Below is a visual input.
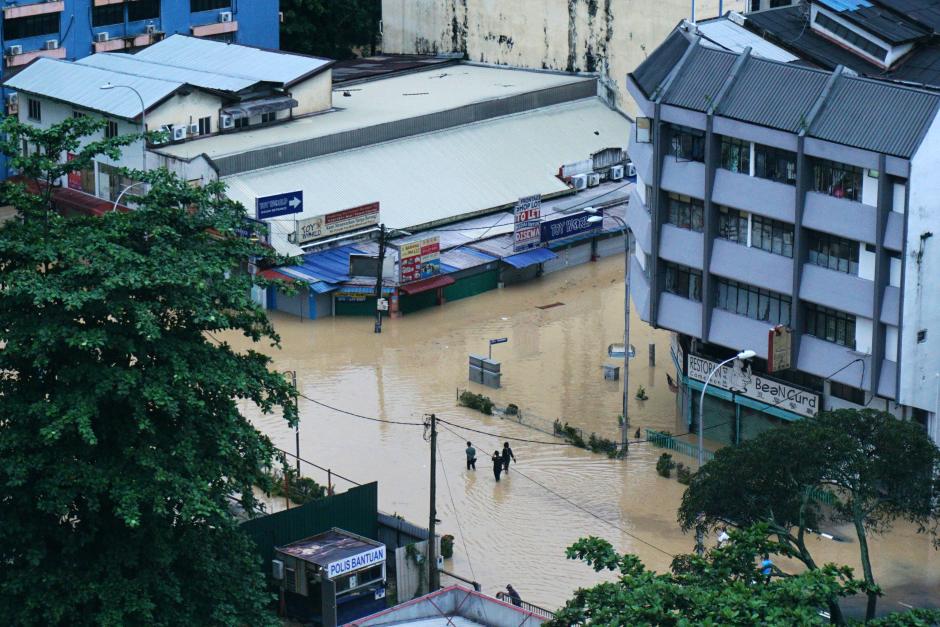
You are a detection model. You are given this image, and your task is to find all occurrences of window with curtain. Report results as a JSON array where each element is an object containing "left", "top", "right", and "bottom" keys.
[
  {"left": 720, "top": 136, "right": 750, "bottom": 174},
  {"left": 715, "top": 278, "right": 791, "bottom": 326},
  {"left": 667, "top": 192, "right": 704, "bottom": 232},
  {"left": 804, "top": 303, "right": 856, "bottom": 348}
]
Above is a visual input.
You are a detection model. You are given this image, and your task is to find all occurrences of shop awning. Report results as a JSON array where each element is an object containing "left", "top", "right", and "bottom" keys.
[
  {"left": 222, "top": 95, "right": 299, "bottom": 119},
  {"left": 399, "top": 275, "right": 455, "bottom": 295},
  {"left": 501, "top": 247, "right": 558, "bottom": 269}
]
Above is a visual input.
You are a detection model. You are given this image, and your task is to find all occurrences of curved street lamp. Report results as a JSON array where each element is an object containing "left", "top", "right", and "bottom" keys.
[
  {"left": 111, "top": 180, "right": 147, "bottom": 212},
  {"left": 99, "top": 83, "right": 147, "bottom": 173},
  {"left": 698, "top": 349, "right": 757, "bottom": 466}
]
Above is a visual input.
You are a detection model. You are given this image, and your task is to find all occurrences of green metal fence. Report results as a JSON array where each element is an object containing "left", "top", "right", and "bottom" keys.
[{"left": 646, "top": 429, "right": 714, "bottom": 462}]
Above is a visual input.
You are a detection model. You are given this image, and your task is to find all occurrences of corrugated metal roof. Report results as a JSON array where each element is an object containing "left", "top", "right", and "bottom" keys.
[
  {"left": 632, "top": 30, "right": 691, "bottom": 97},
  {"left": 76, "top": 53, "right": 259, "bottom": 93},
  {"left": 134, "top": 34, "right": 331, "bottom": 86},
  {"left": 440, "top": 246, "right": 497, "bottom": 271},
  {"left": 4, "top": 58, "right": 181, "bottom": 119},
  {"left": 223, "top": 98, "right": 630, "bottom": 231},
  {"left": 665, "top": 46, "right": 738, "bottom": 110},
  {"left": 810, "top": 74, "right": 940, "bottom": 156},
  {"left": 501, "top": 247, "right": 558, "bottom": 268},
  {"left": 695, "top": 19, "right": 799, "bottom": 62}
]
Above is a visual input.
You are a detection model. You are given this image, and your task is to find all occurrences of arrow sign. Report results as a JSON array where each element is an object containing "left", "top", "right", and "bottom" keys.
[{"left": 256, "top": 190, "right": 304, "bottom": 220}]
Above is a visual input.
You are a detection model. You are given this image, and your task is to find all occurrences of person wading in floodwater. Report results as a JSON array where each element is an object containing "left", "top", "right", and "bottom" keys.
[
  {"left": 492, "top": 450, "right": 503, "bottom": 482},
  {"left": 465, "top": 441, "right": 476, "bottom": 470},
  {"left": 501, "top": 442, "right": 516, "bottom": 473}
]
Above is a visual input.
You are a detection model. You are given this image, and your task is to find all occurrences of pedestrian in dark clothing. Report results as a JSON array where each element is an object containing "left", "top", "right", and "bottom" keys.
[
  {"left": 465, "top": 442, "right": 476, "bottom": 470},
  {"left": 501, "top": 442, "right": 516, "bottom": 472},
  {"left": 492, "top": 451, "right": 503, "bottom": 481},
  {"left": 506, "top": 584, "right": 522, "bottom": 607}
]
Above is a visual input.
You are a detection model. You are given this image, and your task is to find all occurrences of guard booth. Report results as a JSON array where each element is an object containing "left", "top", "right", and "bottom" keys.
[{"left": 274, "top": 528, "right": 388, "bottom": 626}]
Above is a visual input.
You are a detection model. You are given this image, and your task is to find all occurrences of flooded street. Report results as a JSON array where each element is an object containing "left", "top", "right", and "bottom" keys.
[{"left": 226, "top": 256, "right": 940, "bottom": 611}]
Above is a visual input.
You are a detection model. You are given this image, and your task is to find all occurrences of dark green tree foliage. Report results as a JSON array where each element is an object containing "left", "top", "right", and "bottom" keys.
[
  {"left": 678, "top": 409, "right": 940, "bottom": 621},
  {"left": 281, "top": 0, "right": 381, "bottom": 60},
  {"left": 0, "top": 116, "right": 297, "bottom": 625},
  {"left": 549, "top": 526, "right": 940, "bottom": 626}
]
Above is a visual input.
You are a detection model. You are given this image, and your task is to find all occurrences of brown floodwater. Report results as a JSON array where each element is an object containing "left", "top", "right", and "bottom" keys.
[{"left": 225, "top": 256, "right": 940, "bottom": 612}]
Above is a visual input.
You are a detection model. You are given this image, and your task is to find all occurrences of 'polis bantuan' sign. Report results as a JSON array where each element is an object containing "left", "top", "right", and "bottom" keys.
[{"left": 687, "top": 354, "right": 819, "bottom": 419}]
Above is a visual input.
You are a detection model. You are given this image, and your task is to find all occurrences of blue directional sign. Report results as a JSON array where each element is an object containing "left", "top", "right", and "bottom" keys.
[
  {"left": 540, "top": 210, "right": 601, "bottom": 244},
  {"left": 490, "top": 338, "right": 508, "bottom": 345},
  {"left": 256, "top": 190, "right": 303, "bottom": 220}
]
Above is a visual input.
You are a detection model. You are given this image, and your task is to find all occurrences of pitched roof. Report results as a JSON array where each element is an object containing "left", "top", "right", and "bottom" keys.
[
  {"left": 633, "top": 30, "right": 691, "bottom": 96},
  {"left": 630, "top": 30, "right": 940, "bottom": 157},
  {"left": 76, "top": 53, "right": 260, "bottom": 93}
]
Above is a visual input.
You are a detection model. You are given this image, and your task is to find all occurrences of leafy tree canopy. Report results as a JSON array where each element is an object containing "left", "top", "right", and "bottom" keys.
[
  {"left": 281, "top": 0, "right": 380, "bottom": 60},
  {"left": 0, "top": 116, "right": 297, "bottom": 625}
]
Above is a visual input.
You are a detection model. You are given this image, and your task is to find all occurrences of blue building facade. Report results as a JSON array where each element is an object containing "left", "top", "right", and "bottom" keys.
[{"left": 0, "top": 0, "right": 280, "bottom": 174}]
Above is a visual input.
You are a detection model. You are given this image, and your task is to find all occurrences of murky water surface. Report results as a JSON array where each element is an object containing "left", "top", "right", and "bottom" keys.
[{"left": 225, "top": 256, "right": 939, "bottom": 611}]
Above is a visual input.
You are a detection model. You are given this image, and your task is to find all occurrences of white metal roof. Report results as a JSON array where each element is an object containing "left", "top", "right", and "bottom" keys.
[
  {"left": 223, "top": 98, "right": 630, "bottom": 240},
  {"left": 76, "top": 53, "right": 259, "bottom": 93},
  {"left": 156, "top": 64, "right": 593, "bottom": 160},
  {"left": 134, "top": 34, "right": 331, "bottom": 87},
  {"left": 696, "top": 17, "right": 800, "bottom": 63},
  {"left": 4, "top": 58, "right": 182, "bottom": 119}
]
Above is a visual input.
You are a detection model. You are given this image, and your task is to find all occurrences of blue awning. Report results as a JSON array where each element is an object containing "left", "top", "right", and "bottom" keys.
[
  {"left": 310, "top": 281, "right": 339, "bottom": 294},
  {"left": 501, "top": 247, "right": 558, "bottom": 269}
]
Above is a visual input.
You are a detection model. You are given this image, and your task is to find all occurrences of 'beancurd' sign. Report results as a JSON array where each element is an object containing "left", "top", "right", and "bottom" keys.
[
  {"left": 326, "top": 545, "right": 386, "bottom": 579},
  {"left": 687, "top": 354, "right": 818, "bottom": 419}
]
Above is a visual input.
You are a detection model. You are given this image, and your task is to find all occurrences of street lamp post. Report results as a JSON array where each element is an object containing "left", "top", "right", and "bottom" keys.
[
  {"left": 111, "top": 181, "right": 147, "bottom": 212},
  {"left": 99, "top": 83, "right": 147, "bottom": 173},
  {"left": 587, "top": 209, "right": 631, "bottom": 455},
  {"left": 697, "top": 349, "right": 756, "bottom": 466}
]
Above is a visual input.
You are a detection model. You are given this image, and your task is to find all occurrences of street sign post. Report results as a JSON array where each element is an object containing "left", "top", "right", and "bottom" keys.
[
  {"left": 256, "top": 190, "right": 303, "bottom": 220},
  {"left": 488, "top": 337, "right": 508, "bottom": 359}
]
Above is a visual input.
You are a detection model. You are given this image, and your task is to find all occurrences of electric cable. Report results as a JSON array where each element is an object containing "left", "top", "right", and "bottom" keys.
[
  {"left": 437, "top": 418, "right": 574, "bottom": 446},
  {"left": 295, "top": 389, "right": 425, "bottom": 426},
  {"left": 274, "top": 447, "right": 363, "bottom": 486},
  {"left": 436, "top": 445, "right": 483, "bottom": 593}
]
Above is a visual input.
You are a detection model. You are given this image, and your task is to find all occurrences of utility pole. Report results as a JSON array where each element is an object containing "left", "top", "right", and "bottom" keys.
[
  {"left": 288, "top": 370, "right": 300, "bottom": 473},
  {"left": 373, "top": 223, "right": 387, "bottom": 334},
  {"left": 427, "top": 413, "right": 440, "bottom": 592}
]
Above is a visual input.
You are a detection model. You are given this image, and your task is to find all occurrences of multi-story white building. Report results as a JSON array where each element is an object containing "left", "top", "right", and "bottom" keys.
[{"left": 626, "top": 27, "right": 940, "bottom": 444}]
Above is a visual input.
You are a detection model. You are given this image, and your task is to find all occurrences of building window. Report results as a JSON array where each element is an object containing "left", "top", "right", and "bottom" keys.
[
  {"left": 812, "top": 158, "right": 862, "bottom": 201},
  {"left": 750, "top": 214, "right": 794, "bottom": 257},
  {"left": 717, "top": 206, "right": 748, "bottom": 244},
  {"left": 715, "top": 278, "right": 791, "bottom": 325},
  {"left": 754, "top": 144, "right": 797, "bottom": 185},
  {"left": 720, "top": 136, "right": 750, "bottom": 174},
  {"left": 769, "top": 0, "right": 791, "bottom": 6},
  {"left": 197, "top": 116, "right": 211, "bottom": 135},
  {"left": 664, "top": 262, "right": 702, "bottom": 302},
  {"left": 667, "top": 124, "right": 705, "bottom": 163},
  {"left": 260, "top": 111, "right": 276, "bottom": 124},
  {"left": 804, "top": 303, "right": 856, "bottom": 348},
  {"left": 4, "top": 13, "right": 60, "bottom": 40},
  {"left": 234, "top": 117, "right": 249, "bottom": 129},
  {"left": 917, "top": 329, "right": 927, "bottom": 343},
  {"left": 911, "top": 407, "right": 929, "bottom": 431},
  {"left": 128, "top": 0, "right": 161, "bottom": 21},
  {"left": 27, "top": 98, "right": 41, "bottom": 122},
  {"left": 806, "top": 230, "right": 859, "bottom": 274},
  {"left": 814, "top": 12, "right": 888, "bottom": 61},
  {"left": 667, "top": 192, "right": 704, "bottom": 232},
  {"left": 191, "top": 0, "right": 231, "bottom": 11},
  {"left": 92, "top": 5, "right": 124, "bottom": 27},
  {"left": 105, "top": 120, "right": 119, "bottom": 139},
  {"left": 72, "top": 110, "right": 86, "bottom": 119},
  {"left": 830, "top": 381, "right": 866, "bottom": 405}
]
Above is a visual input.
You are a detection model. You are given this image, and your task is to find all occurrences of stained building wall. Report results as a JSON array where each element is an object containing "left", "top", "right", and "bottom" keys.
[{"left": 380, "top": 0, "right": 746, "bottom": 116}]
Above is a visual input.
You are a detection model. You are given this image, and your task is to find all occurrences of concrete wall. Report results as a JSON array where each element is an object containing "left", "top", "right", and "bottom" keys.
[
  {"left": 290, "top": 70, "right": 334, "bottom": 116},
  {"left": 380, "top": 0, "right": 741, "bottom": 116}
]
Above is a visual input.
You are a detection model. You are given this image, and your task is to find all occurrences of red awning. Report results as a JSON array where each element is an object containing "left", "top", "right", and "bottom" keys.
[
  {"left": 257, "top": 268, "right": 294, "bottom": 281},
  {"left": 399, "top": 274, "right": 455, "bottom": 295}
]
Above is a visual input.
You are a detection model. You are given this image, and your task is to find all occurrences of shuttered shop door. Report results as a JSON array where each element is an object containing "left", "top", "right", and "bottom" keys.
[
  {"left": 443, "top": 270, "right": 498, "bottom": 302},
  {"left": 543, "top": 242, "right": 592, "bottom": 274},
  {"left": 596, "top": 234, "right": 625, "bottom": 258},
  {"left": 335, "top": 296, "right": 376, "bottom": 316}
]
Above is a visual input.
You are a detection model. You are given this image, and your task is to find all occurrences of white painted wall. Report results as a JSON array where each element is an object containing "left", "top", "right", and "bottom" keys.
[
  {"left": 855, "top": 316, "right": 873, "bottom": 354},
  {"left": 380, "top": 0, "right": 742, "bottom": 117},
  {"left": 862, "top": 169, "right": 879, "bottom": 207},
  {"left": 290, "top": 69, "right": 333, "bottom": 116},
  {"left": 146, "top": 90, "right": 224, "bottom": 136},
  {"left": 858, "top": 243, "right": 875, "bottom": 280},
  {"left": 893, "top": 182, "right": 906, "bottom": 213},
  {"left": 886, "top": 324, "right": 898, "bottom": 362},
  {"left": 635, "top": 245, "right": 647, "bottom": 271},
  {"left": 636, "top": 172, "right": 646, "bottom": 203},
  {"left": 890, "top": 255, "right": 901, "bottom": 286},
  {"left": 899, "top": 113, "right": 940, "bottom": 417}
]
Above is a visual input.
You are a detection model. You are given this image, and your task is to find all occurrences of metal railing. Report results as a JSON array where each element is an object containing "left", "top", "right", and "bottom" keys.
[
  {"left": 496, "top": 592, "right": 555, "bottom": 619},
  {"left": 646, "top": 429, "right": 714, "bottom": 462}
]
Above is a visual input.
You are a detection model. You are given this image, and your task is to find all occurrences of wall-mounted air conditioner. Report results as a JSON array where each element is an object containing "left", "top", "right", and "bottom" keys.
[
  {"left": 587, "top": 172, "right": 601, "bottom": 187},
  {"left": 188, "top": 123, "right": 199, "bottom": 135},
  {"left": 219, "top": 11, "right": 233, "bottom": 23},
  {"left": 571, "top": 174, "right": 588, "bottom": 191},
  {"left": 7, "top": 45, "right": 22, "bottom": 56},
  {"left": 220, "top": 114, "right": 235, "bottom": 130},
  {"left": 44, "top": 40, "right": 59, "bottom": 51},
  {"left": 626, "top": 161, "right": 637, "bottom": 177},
  {"left": 172, "top": 125, "right": 187, "bottom": 141},
  {"left": 609, "top": 165, "right": 624, "bottom": 181},
  {"left": 96, "top": 33, "right": 110, "bottom": 43},
  {"left": 146, "top": 24, "right": 157, "bottom": 35},
  {"left": 6, "top": 93, "right": 18, "bottom": 115},
  {"left": 272, "top": 559, "right": 284, "bottom": 580}
]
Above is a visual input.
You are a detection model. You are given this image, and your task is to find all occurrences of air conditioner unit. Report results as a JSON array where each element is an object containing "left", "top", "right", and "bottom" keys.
[
  {"left": 626, "top": 161, "right": 637, "bottom": 177},
  {"left": 219, "top": 11, "right": 233, "bottom": 23},
  {"left": 7, "top": 45, "right": 22, "bottom": 56},
  {"left": 44, "top": 40, "right": 59, "bottom": 51},
  {"left": 609, "top": 164, "right": 624, "bottom": 181},
  {"left": 172, "top": 125, "right": 187, "bottom": 141},
  {"left": 571, "top": 174, "right": 588, "bottom": 191},
  {"left": 188, "top": 123, "right": 199, "bottom": 135},
  {"left": 145, "top": 24, "right": 157, "bottom": 35},
  {"left": 587, "top": 172, "right": 601, "bottom": 187},
  {"left": 220, "top": 114, "right": 235, "bottom": 130},
  {"left": 271, "top": 559, "right": 284, "bottom": 580},
  {"left": 96, "top": 32, "right": 110, "bottom": 43}
]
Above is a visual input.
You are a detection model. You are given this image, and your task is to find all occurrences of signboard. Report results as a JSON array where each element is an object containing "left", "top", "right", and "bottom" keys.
[
  {"left": 540, "top": 210, "right": 601, "bottom": 244},
  {"left": 490, "top": 338, "right": 508, "bottom": 345},
  {"left": 687, "top": 354, "right": 818, "bottom": 419},
  {"left": 768, "top": 325, "right": 792, "bottom": 373},
  {"left": 513, "top": 194, "right": 542, "bottom": 252},
  {"left": 326, "top": 545, "right": 386, "bottom": 579},
  {"left": 399, "top": 236, "right": 440, "bottom": 283},
  {"left": 295, "top": 201, "right": 380, "bottom": 244},
  {"left": 256, "top": 190, "right": 303, "bottom": 220}
]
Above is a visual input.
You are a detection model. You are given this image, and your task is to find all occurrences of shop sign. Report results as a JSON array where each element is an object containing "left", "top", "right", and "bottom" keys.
[
  {"left": 399, "top": 236, "right": 440, "bottom": 283},
  {"left": 513, "top": 194, "right": 541, "bottom": 252},
  {"left": 256, "top": 190, "right": 303, "bottom": 220},
  {"left": 540, "top": 210, "right": 600, "bottom": 244},
  {"left": 768, "top": 325, "right": 792, "bottom": 373},
  {"left": 294, "top": 202, "right": 380, "bottom": 244},
  {"left": 687, "top": 354, "right": 818, "bottom": 418},
  {"left": 326, "top": 545, "right": 386, "bottom": 579}
]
